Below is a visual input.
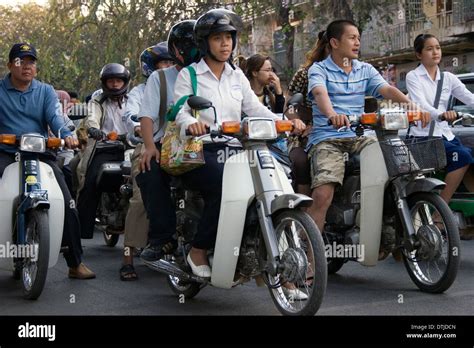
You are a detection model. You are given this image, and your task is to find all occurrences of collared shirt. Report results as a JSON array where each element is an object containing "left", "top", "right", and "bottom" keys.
[
  {"left": 174, "top": 59, "right": 279, "bottom": 143},
  {"left": 138, "top": 66, "right": 179, "bottom": 141},
  {"left": 0, "top": 74, "right": 71, "bottom": 153},
  {"left": 101, "top": 98, "right": 128, "bottom": 135},
  {"left": 406, "top": 64, "right": 474, "bottom": 140},
  {"left": 306, "top": 55, "right": 387, "bottom": 150},
  {"left": 125, "top": 83, "right": 145, "bottom": 138}
]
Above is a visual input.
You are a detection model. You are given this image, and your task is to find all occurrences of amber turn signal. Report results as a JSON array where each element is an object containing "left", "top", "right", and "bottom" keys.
[
  {"left": 275, "top": 120, "right": 293, "bottom": 133},
  {"left": 407, "top": 111, "right": 421, "bottom": 122},
  {"left": 107, "top": 131, "right": 118, "bottom": 141},
  {"left": 0, "top": 134, "right": 16, "bottom": 145},
  {"left": 47, "top": 138, "right": 62, "bottom": 149},
  {"left": 360, "top": 113, "right": 378, "bottom": 125},
  {"left": 222, "top": 121, "right": 241, "bottom": 134}
]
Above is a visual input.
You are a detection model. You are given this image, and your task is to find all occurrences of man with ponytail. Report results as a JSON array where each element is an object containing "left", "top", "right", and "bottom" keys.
[{"left": 305, "top": 19, "right": 430, "bottom": 233}]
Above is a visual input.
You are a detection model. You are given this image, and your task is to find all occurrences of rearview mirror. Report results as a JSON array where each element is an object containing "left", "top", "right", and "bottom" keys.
[
  {"left": 187, "top": 96, "right": 213, "bottom": 110},
  {"left": 287, "top": 93, "right": 303, "bottom": 107}
]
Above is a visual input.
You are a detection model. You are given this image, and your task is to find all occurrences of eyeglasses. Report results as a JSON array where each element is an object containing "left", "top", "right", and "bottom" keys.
[{"left": 13, "top": 59, "right": 37, "bottom": 67}]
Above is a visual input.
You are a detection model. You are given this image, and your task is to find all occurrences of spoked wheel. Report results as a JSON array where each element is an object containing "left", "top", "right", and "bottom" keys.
[
  {"left": 403, "top": 192, "right": 460, "bottom": 293},
  {"left": 264, "top": 210, "right": 327, "bottom": 316},
  {"left": 22, "top": 210, "right": 49, "bottom": 300}
]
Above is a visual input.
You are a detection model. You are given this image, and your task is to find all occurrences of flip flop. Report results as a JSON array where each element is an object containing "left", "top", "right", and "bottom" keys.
[{"left": 120, "top": 264, "right": 138, "bottom": 281}]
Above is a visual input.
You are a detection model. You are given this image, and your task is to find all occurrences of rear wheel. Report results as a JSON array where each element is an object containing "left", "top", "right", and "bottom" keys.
[
  {"left": 264, "top": 210, "right": 327, "bottom": 316},
  {"left": 103, "top": 229, "right": 120, "bottom": 247},
  {"left": 22, "top": 210, "right": 49, "bottom": 300},
  {"left": 403, "top": 192, "right": 460, "bottom": 293}
]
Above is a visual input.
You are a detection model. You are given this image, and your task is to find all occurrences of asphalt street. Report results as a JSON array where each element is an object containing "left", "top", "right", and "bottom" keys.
[{"left": 1, "top": 230, "right": 473, "bottom": 316}]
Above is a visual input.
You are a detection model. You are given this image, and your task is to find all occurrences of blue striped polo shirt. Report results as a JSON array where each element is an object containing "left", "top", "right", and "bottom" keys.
[{"left": 306, "top": 55, "right": 387, "bottom": 150}]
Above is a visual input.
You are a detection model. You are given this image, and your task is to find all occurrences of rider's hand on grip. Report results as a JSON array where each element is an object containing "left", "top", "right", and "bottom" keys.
[
  {"left": 291, "top": 119, "right": 306, "bottom": 135},
  {"left": 440, "top": 110, "right": 458, "bottom": 122},
  {"left": 64, "top": 136, "right": 79, "bottom": 149},
  {"left": 186, "top": 122, "right": 209, "bottom": 136},
  {"left": 88, "top": 127, "right": 105, "bottom": 140},
  {"left": 328, "top": 114, "right": 350, "bottom": 128}
]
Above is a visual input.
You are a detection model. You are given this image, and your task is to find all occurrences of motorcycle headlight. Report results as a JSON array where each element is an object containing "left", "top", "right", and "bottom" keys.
[
  {"left": 246, "top": 118, "right": 277, "bottom": 140},
  {"left": 380, "top": 108, "right": 409, "bottom": 130},
  {"left": 20, "top": 134, "right": 46, "bottom": 153}
]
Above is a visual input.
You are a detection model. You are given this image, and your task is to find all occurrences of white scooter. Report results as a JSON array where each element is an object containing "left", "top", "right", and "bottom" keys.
[
  {"left": 0, "top": 132, "right": 65, "bottom": 299},
  {"left": 324, "top": 108, "right": 460, "bottom": 293},
  {"left": 145, "top": 95, "right": 327, "bottom": 316}
]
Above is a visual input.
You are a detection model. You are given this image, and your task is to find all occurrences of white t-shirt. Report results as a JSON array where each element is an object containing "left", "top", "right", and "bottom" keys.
[{"left": 406, "top": 64, "right": 474, "bottom": 140}]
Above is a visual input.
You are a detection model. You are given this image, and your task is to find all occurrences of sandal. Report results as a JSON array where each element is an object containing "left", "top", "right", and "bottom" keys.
[{"left": 120, "top": 264, "right": 138, "bottom": 281}]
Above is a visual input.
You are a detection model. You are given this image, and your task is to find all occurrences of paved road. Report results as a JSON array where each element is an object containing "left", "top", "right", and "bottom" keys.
[{"left": 1, "top": 230, "right": 473, "bottom": 316}]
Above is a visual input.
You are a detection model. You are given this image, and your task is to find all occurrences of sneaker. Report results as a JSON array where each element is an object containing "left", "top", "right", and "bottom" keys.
[{"left": 140, "top": 240, "right": 178, "bottom": 262}]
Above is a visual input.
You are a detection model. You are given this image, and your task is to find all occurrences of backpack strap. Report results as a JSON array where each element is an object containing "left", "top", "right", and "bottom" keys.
[
  {"left": 158, "top": 69, "right": 167, "bottom": 129},
  {"left": 166, "top": 66, "right": 198, "bottom": 121},
  {"left": 429, "top": 71, "right": 444, "bottom": 138}
]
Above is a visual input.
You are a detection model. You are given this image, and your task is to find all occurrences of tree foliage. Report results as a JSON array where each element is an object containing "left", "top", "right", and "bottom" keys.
[{"left": 0, "top": 0, "right": 397, "bottom": 96}]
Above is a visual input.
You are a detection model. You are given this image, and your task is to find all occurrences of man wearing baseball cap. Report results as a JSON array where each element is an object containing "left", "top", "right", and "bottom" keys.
[{"left": 0, "top": 42, "right": 95, "bottom": 279}]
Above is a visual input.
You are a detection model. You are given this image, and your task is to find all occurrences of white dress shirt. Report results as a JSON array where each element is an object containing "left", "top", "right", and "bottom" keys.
[
  {"left": 138, "top": 66, "right": 179, "bottom": 141},
  {"left": 101, "top": 98, "right": 128, "bottom": 135},
  {"left": 125, "top": 83, "right": 145, "bottom": 137},
  {"left": 174, "top": 59, "right": 279, "bottom": 143},
  {"left": 406, "top": 64, "right": 474, "bottom": 140}
]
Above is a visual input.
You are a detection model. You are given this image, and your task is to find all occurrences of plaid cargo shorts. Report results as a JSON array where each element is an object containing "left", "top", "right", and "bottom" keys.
[{"left": 308, "top": 136, "right": 376, "bottom": 189}]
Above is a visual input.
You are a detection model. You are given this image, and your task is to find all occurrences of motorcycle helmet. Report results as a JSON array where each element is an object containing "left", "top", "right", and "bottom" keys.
[
  {"left": 140, "top": 42, "right": 173, "bottom": 77},
  {"left": 194, "top": 9, "right": 243, "bottom": 59},
  {"left": 99, "top": 63, "right": 130, "bottom": 98},
  {"left": 167, "top": 20, "right": 200, "bottom": 67}
]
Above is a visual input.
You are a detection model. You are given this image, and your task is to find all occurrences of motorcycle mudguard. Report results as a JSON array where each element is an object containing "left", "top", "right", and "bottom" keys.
[
  {"left": 404, "top": 177, "right": 445, "bottom": 198},
  {"left": 359, "top": 141, "right": 389, "bottom": 266},
  {"left": 0, "top": 162, "right": 64, "bottom": 271},
  {"left": 212, "top": 152, "right": 255, "bottom": 288}
]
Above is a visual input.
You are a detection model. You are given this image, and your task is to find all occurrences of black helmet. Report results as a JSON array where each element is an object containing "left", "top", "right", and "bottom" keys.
[
  {"left": 140, "top": 42, "right": 173, "bottom": 77},
  {"left": 100, "top": 63, "right": 130, "bottom": 98},
  {"left": 167, "top": 20, "right": 200, "bottom": 67},
  {"left": 194, "top": 9, "right": 243, "bottom": 57}
]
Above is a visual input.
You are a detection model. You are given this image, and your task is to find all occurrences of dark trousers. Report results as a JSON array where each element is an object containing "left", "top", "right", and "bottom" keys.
[
  {"left": 77, "top": 149, "right": 123, "bottom": 239},
  {"left": 0, "top": 151, "right": 82, "bottom": 268},
  {"left": 137, "top": 143, "right": 228, "bottom": 250}
]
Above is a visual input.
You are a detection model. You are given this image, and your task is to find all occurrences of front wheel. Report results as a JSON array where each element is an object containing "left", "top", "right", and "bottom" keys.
[
  {"left": 403, "top": 192, "right": 460, "bottom": 293},
  {"left": 22, "top": 210, "right": 50, "bottom": 300},
  {"left": 264, "top": 210, "right": 327, "bottom": 316}
]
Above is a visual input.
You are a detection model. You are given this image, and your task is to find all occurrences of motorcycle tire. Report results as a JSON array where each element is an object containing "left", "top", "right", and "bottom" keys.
[
  {"left": 265, "top": 209, "right": 327, "bottom": 316},
  {"left": 103, "top": 230, "right": 120, "bottom": 247},
  {"left": 403, "top": 192, "right": 460, "bottom": 293},
  {"left": 22, "top": 210, "right": 49, "bottom": 300},
  {"left": 327, "top": 258, "right": 345, "bottom": 274}
]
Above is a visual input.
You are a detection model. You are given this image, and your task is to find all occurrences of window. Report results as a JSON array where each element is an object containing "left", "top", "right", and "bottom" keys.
[{"left": 406, "top": 0, "right": 423, "bottom": 20}]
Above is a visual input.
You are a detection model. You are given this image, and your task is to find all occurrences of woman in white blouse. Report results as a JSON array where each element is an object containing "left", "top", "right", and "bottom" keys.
[
  {"left": 406, "top": 34, "right": 474, "bottom": 222},
  {"left": 174, "top": 9, "right": 305, "bottom": 280}
]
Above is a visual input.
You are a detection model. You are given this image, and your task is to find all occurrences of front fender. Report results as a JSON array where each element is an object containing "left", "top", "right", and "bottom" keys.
[
  {"left": 271, "top": 193, "right": 312, "bottom": 215},
  {"left": 404, "top": 177, "right": 446, "bottom": 198}
]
